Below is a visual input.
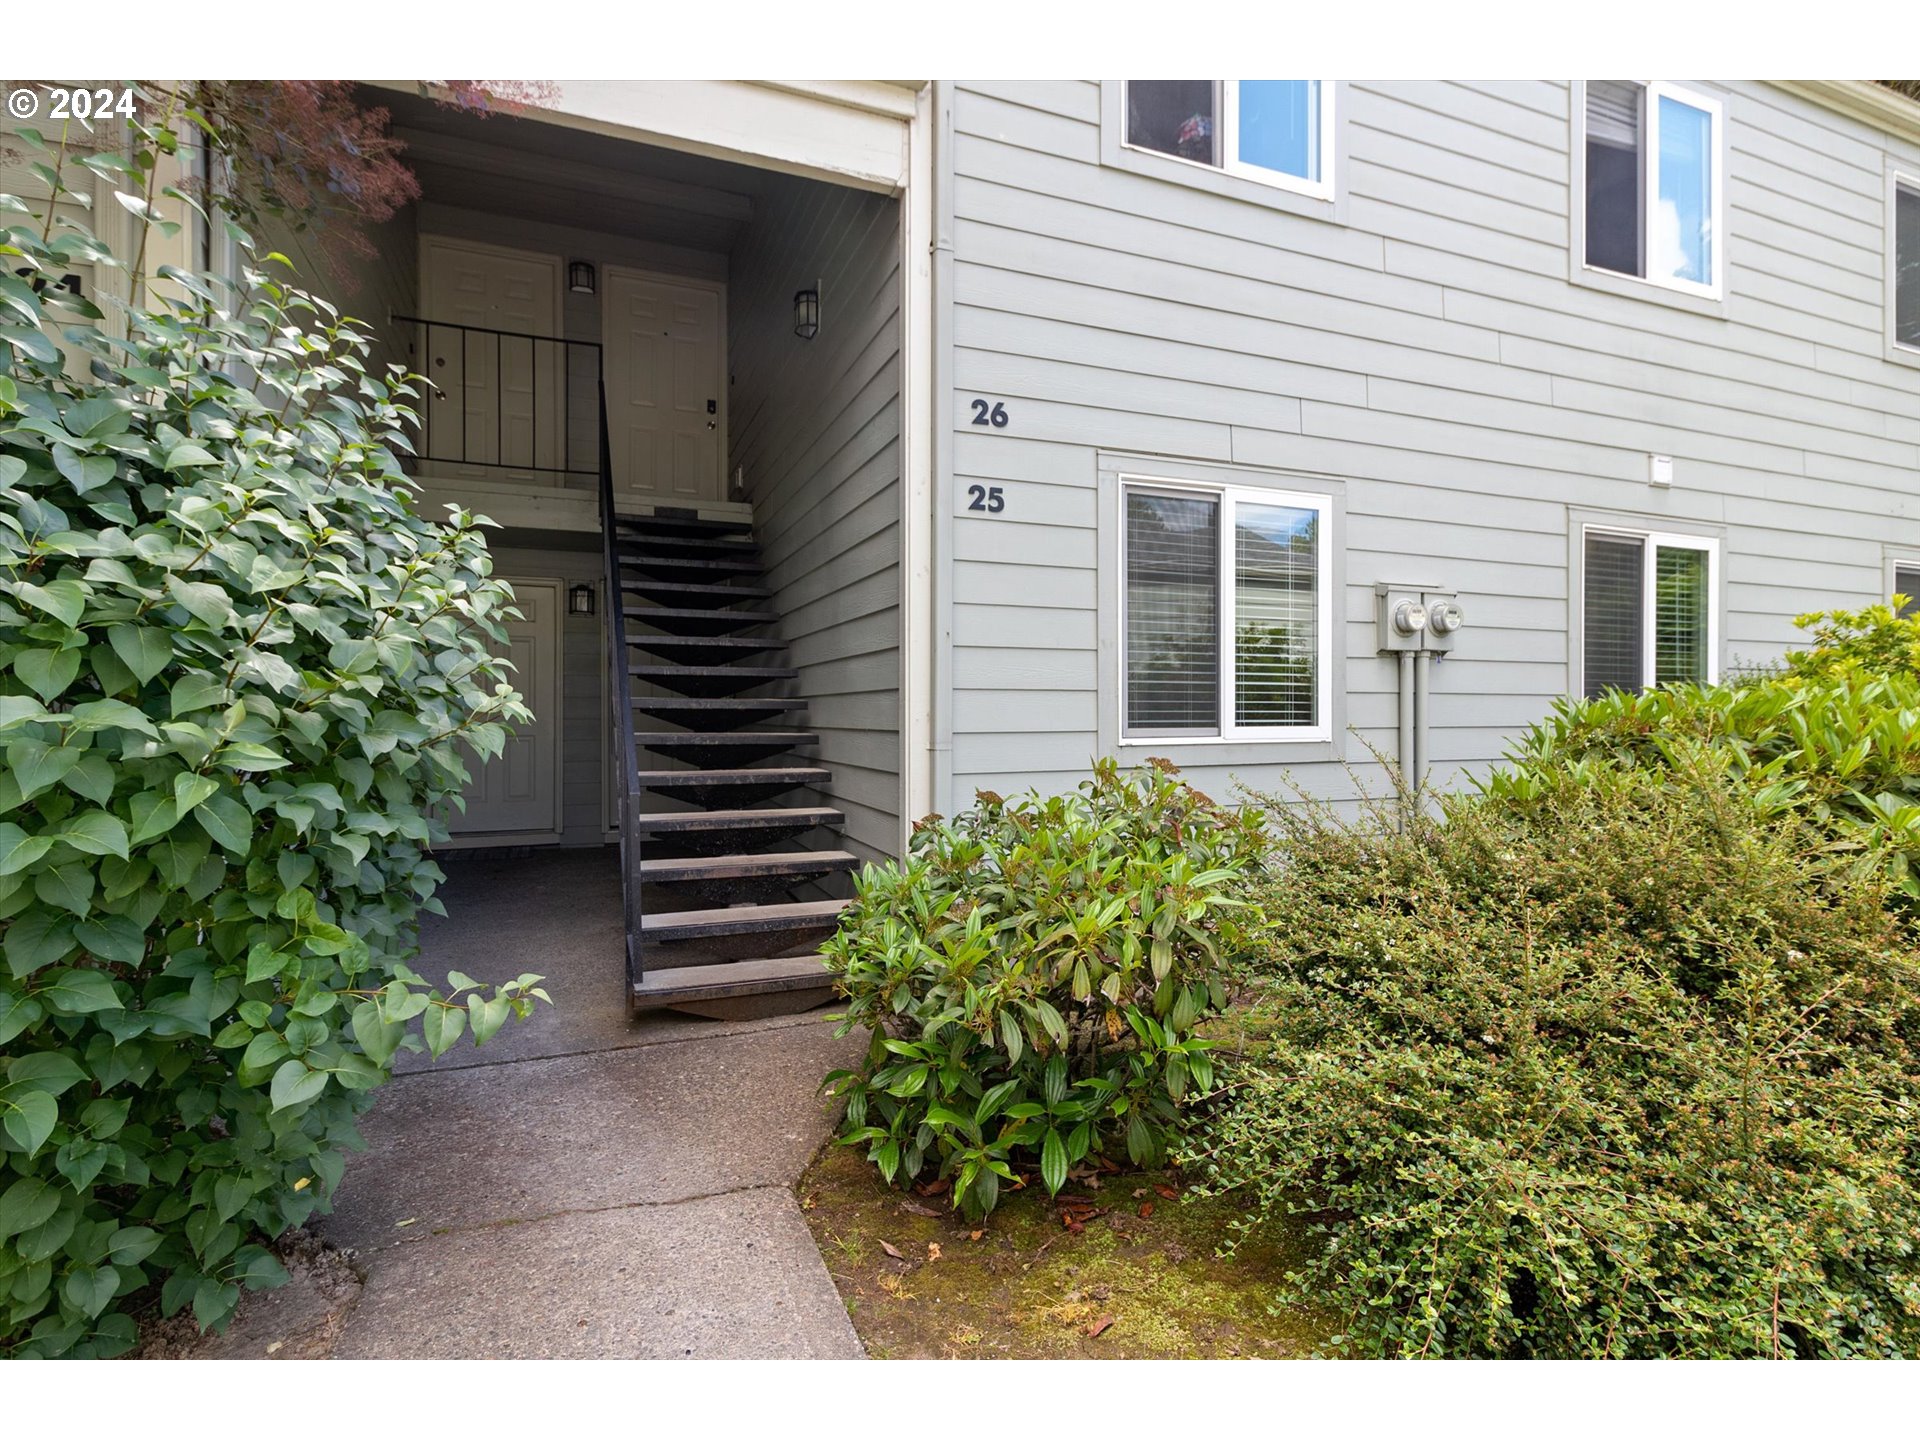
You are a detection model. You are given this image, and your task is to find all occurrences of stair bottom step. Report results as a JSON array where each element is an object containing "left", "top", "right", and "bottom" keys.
[{"left": 630, "top": 956, "right": 836, "bottom": 1012}]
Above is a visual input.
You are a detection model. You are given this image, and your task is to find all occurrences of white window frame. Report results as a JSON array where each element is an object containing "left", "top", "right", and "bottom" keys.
[
  {"left": 1119, "top": 474, "right": 1334, "bottom": 745},
  {"left": 1576, "top": 80, "right": 1726, "bottom": 302},
  {"left": 1580, "top": 523, "right": 1721, "bottom": 693},
  {"left": 1121, "top": 81, "right": 1336, "bottom": 202},
  {"left": 1890, "top": 168, "right": 1920, "bottom": 363}
]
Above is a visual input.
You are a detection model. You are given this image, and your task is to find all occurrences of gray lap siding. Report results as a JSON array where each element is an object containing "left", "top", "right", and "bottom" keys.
[{"left": 941, "top": 79, "right": 1920, "bottom": 809}]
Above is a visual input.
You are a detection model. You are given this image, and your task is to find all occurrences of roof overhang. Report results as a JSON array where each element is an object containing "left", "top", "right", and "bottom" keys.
[{"left": 1771, "top": 80, "right": 1920, "bottom": 146}]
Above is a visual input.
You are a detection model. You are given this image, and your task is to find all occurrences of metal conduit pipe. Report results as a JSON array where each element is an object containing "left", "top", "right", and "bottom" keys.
[
  {"left": 1397, "top": 650, "right": 1416, "bottom": 824},
  {"left": 1412, "top": 650, "right": 1431, "bottom": 813}
]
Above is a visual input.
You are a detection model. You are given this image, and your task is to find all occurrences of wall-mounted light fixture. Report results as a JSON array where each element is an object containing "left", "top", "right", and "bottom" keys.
[
  {"left": 568, "top": 260, "right": 597, "bottom": 295},
  {"left": 568, "top": 583, "right": 596, "bottom": 616},
  {"left": 793, "top": 284, "right": 820, "bottom": 340}
]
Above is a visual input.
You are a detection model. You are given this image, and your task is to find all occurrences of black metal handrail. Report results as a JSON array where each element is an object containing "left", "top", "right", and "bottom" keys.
[
  {"left": 395, "top": 314, "right": 601, "bottom": 478},
  {"left": 597, "top": 380, "right": 645, "bottom": 995}
]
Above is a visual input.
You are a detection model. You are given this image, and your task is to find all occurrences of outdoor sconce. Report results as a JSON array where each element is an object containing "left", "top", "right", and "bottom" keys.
[
  {"left": 568, "top": 583, "right": 595, "bottom": 617},
  {"left": 568, "top": 260, "right": 597, "bottom": 295},
  {"left": 793, "top": 285, "right": 820, "bottom": 340}
]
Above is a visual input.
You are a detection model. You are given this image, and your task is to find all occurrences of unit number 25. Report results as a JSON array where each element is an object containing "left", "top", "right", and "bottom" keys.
[{"left": 966, "top": 485, "right": 1006, "bottom": 513}]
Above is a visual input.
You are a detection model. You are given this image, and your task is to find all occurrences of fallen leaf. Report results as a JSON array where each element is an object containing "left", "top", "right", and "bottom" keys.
[
  {"left": 1086, "top": 1314, "right": 1116, "bottom": 1338},
  {"left": 265, "top": 1341, "right": 283, "bottom": 1356},
  {"left": 927, "top": 1242, "right": 942, "bottom": 1262},
  {"left": 293, "top": 1177, "right": 310, "bottom": 1192},
  {"left": 914, "top": 1177, "right": 953, "bottom": 1197},
  {"left": 899, "top": 1199, "right": 939, "bottom": 1218},
  {"left": 968, "top": 1230, "right": 984, "bottom": 1242},
  {"left": 879, "top": 1239, "right": 905, "bottom": 1261},
  {"left": 395, "top": 1218, "right": 417, "bottom": 1229},
  {"left": 1138, "top": 1201, "right": 1155, "bottom": 1219},
  {"left": 1154, "top": 1184, "right": 1179, "bottom": 1201},
  {"left": 1065, "top": 1218, "right": 1085, "bottom": 1235}
]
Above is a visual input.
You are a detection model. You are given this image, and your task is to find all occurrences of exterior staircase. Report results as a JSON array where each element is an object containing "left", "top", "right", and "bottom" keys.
[{"left": 610, "top": 508, "right": 854, "bottom": 1016}]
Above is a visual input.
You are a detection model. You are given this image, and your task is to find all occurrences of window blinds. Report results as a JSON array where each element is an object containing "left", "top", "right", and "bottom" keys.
[
  {"left": 1234, "top": 502, "right": 1319, "bottom": 726},
  {"left": 1583, "top": 532, "right": 1645, "bottom": 697},
  {"left": 1654, "top": 545, "right": 1709, "bottom": 685},
  {"left": 1125, "top": 491, "right": 1220, "bottom": 730}
]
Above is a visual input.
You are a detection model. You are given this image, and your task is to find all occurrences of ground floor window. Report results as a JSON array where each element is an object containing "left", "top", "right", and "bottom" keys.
[
  {"left": 1122, "top": 478, "right": 1332, "bottom": 741},
  {"left": 1581, "top": 525, "right": 1718, "bottom": 698}
]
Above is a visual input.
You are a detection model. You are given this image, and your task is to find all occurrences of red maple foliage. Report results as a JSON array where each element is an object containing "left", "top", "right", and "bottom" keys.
[{"left": 181, "top": 80, "right": 557, "bottom": 285}]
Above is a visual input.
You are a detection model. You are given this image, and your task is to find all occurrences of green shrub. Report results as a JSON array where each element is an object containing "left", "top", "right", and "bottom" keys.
[
  {"left": 822, "top": 758, "right": 1270, "bottom": 1219},
  {"left": 0, "top": 123, "right": 542, "bottom": 1357},
  {"left": 1187, "top": 766, "right": 1920, "bottom": 1358},
  {"left": 1486, "top": 608, "right": 1920, "bottom": 904}
]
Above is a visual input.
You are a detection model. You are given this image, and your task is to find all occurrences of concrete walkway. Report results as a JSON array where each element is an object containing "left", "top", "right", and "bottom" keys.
[{"left": 265, "top": 850, "right": 864, "bottom": 1359}]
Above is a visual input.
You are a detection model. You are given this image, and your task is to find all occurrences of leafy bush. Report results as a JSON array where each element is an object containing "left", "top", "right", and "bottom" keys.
[
  {"left": 1187, "top": 766, "right": 1920, "bottom": 1358},
  {"left": 1, "top": 123, "right": 541, "bottom": 1356},
  {"left": 822, "top": 758, "right": 1270, "bottom": 1219},
  {"left": 1485, "top": 666, "right": 1920, "bottom": 904},
  {"left": 1784, "top": 597, "right": 1920, "bottom": 681}
]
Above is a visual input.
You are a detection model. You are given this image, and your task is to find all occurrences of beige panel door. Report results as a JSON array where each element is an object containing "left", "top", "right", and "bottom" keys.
[
  {"left": 603, "top": 269, "right": 725, "bottom": 502},
  {"left": 419, "top": 237, "right": 561, "bottom": 482},
  {"left": 450, "top": 580, "right": 560, "bottom": 837}
]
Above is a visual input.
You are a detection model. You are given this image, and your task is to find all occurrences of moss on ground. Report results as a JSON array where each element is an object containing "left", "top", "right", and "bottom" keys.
[{"left": 797, "top": 1146, "right": 1335, "bottom": 1359}]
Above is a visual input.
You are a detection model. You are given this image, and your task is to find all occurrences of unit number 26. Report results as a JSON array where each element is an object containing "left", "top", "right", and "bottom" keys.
[{"left": 969, "top": 398, "right": 1010, "bottom": 428}]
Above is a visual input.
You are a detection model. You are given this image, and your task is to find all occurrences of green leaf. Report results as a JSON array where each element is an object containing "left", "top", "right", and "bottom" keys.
[
  {"left": 5, "top": 909, "right": 75, "bottom": 977},
  {"left": 34, "top": 863, "right": 95, "bottom": 916},
  {"left": 350, "top": 1000, "right": 404, "bottom": 1066},
  {"left": 173, "top": 772, "right": 219, "bottom": 815},
  {"left": 1, "top": 1087, "right": 58, "bottom": 1156},
  {"left": 166, "top": 576, "right": 234, "bottom": 630},
  {"left": 268, "top": 1059, "right": 328, "bottom": 1113},
  {"left": 53, "top": 809, "right": 130, "bottom": 859},
  {"left": 39, "top": 968, "right": 122, "bottom": 1016},
  {"left": 108, "top": 625, "right": 174, "bottom": 684},
  {"left": 63, "top": 1265, "right": 120, "bottom": 1319},
  {"left": 14, "top": 647, "right": 82, "bottom": 702},
  {"left": 60, "top": 753, "right": 115, "bottom": 805},
  {"left": 73, "top": 913, "right": 146, "bottom": 966},
  {"left": 422, "top": 1002, "right": 466, "bottom": 1057},
  {"left": 107, "top": 1225, "right": 160, "bottom": 1266},
  {"left": 163, "top": 442, "right": 220, "bottom": 471},
  {"left": 6, "top": 1051, "right": 88, "bottom": 1095},
  {"left": 0, "top": 822, "right": 55, "bottom": 874},
  {"left": 0, "top": 1176, "right": 60, "bottom": 1238},
  {"left": 52, "top": 448, "right": 117, "bottom": 494},
  {"left": 1040, "top": 1128, "right": 1068, "bottom": 1196},
  {"left": 194, "top": 793, "right": 254, "bottom": 854},
  {"left": 8, "top": 739, "right": 83, "bottom": 800},
  {"left": 16, "top": 578, "right": 87, "bottom": 628},
  {"left": 66, "top": 699, "right": 159, "bottom": 737}
]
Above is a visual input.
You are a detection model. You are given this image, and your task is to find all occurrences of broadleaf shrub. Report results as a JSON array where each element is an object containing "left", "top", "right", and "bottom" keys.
[
  {"left": 1189, "top": 764, "right": 1920, "bottom": 1358},
  {"left": 822, "top": 758, "right": 1270, "bottom": 1219},
  {"left": 1484, "top": 636, "right": 1920, "bottom": 904},
  {"left": 1, "top": 122, "right": 542, "bottom": 1356}
]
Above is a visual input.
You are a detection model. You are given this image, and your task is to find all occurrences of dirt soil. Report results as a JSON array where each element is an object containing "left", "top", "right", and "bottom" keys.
[
  {"left": 798, "top": 1145, "right": 1334, "bottom": 1359},
  {"left": 131, "top": 1228, "right": 364, "bottom": 1360}
]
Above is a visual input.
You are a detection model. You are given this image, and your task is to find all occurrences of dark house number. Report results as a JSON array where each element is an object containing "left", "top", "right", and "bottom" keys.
[
  {"left": 966, "top": 485, "right": 1006, "bottom": 513},
  {"left": 969, "top": 398, "right": 1010, "bottom": 428}
]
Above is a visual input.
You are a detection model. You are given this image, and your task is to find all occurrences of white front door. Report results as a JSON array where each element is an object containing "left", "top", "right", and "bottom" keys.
[
  {"left": 419, "top": 237, "right": 563, "bottom": 482},
  {"left": 450, "top": 579, "right": 561, "bottom": 838},
  {"left": 603, "top": 268, "right": 726, "bottom": 502}
]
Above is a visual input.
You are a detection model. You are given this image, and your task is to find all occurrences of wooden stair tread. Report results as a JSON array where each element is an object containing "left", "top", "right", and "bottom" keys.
[
  {"left": 640, "top": 899, "right": 849, "bottom": 940},
  {"left": 638, "top": 849, "right": 858, "bottom": 882},
  {"left": 632, "top": 806, "right": 842, "bottom": 832},
  {"left": 632, "top": 731, "right": 818, "bottom": 747},
  {"left": 624, "top": 606, "right": 779, "bottom": 626},
  {"left": 631, "top": 697, "right": 807, "bottom": 711},
  {"left": 635, "top": 766, "right": 829, "bottom": 785},
  {"left": 630, "top": 664, "right": 797, "bottom": 679},
  {"left": 630, "top": 956, "right": 833, "bottom": 1010},
  {"left": 614, "top": 513, "right": 754, "bottom": 537}
]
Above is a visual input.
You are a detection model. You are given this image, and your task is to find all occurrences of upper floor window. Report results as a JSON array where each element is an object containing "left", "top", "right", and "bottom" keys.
[
  {"left": 1581, "top": 81, "right": 1723, "bottom": 297},
  {"left": 1896, "top": 176, "right": 1920, "bottom": 352},
  {"left": 1124, "top": 81, "right": 1333, "bottom": 199}
]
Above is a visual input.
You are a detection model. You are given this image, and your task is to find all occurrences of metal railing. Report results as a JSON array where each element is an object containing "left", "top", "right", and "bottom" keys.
[
  {"left": 596, "top": 379, "right": 645, "bottom": 995},
  {"left": 395, "top": 315, "right": 602, "bottom": 478}
]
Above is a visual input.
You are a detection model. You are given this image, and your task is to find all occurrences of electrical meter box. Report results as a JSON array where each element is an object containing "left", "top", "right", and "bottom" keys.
[
  {"left": 1421, "top": 588, "right": 1463, "bottom": 653},
  {"left": 1375, "top": 581, "right": 1435, "bottom": 653}
]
